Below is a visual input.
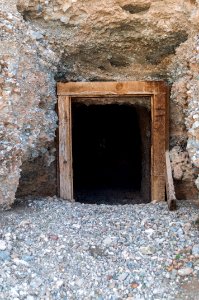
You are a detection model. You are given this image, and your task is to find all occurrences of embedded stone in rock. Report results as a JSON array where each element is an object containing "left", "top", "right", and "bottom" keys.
[
  {"left": 109, "top": 55, "right": 131, "bottom": 68},
  {"left": 122, "top": 3, "right": 151, "bottom": 14}
]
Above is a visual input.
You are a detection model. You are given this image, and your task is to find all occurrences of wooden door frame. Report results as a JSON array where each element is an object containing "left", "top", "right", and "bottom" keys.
[{"left": 57, "top": 81, "right": 168, "bottom": 202}]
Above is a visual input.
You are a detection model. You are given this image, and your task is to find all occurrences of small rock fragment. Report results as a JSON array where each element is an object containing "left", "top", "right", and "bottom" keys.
[
  {"left": 26, "top": 296, "right": 35, "bottom": 300},
  {"left": 75, "top": 278, "right": 84, "bottom": 287},
  {"left": 178, "top": 268, "right": 193, "bottom": 276},
  {"left": 192, "top": 244, "right": 199, "bottom": 256},
  {"left": 131, "top": 282, "right": 139, "bottom": 289},
  {"left": 55, "top": 280, "right": 64, "bottom": 289},
  {"left": 0, "top": 240, "right": 6, "bottom": 250},
  {"left": 18, "top": 220, "right": 31, "bottom": 227},
  {"left": 118, "top": 272, "right": 129, "bottom": 281},
  {"left": 140, "top": 246, "right": 155, "bottom": 255},
  {"left": 48, "top": 234, "right": 59, "bottom": 241},
  {"left": 183, "top": 223, "right": 191, "bottom": 234},
  {"left": 0, "top": 251, "right": 10, "bottom": 261},
  {"left": 103, "top": 237, "right": 113, "bottom": 246}
]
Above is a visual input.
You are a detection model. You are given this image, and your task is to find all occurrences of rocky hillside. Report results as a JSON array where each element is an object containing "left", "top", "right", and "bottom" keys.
[{"left": 0, "top": 0, "right": 199, "bottom": 208}]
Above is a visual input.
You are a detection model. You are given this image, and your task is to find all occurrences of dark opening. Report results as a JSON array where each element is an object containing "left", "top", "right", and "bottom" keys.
[{"left": 72, "top": 102, "right": 150, "bottom": 204}]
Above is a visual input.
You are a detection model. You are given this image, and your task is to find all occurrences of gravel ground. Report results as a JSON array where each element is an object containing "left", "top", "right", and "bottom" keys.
[{"left": 0, "top": 197, "right": 199, "bottom": 300}]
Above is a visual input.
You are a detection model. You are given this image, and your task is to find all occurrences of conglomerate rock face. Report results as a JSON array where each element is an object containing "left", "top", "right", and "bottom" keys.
[
  {"left": 0, "top": 7, "right": 58, "bottom": 208},
  {"left": 0, "top": 0, "right": 199, "bottom": 208}
]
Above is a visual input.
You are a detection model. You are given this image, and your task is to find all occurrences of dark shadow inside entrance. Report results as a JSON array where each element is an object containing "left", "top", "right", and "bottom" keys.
[{"left": 72, "top": 102, "right": 151, "bottom": 204}]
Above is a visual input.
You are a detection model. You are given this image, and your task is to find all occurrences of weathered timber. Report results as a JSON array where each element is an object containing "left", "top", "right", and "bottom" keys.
[
  {"left": 57, "top": 81, "right": 168, "bottom": 97},
  {"left": 58, "top": 96, "right": 73, "bottom": 200},
  {"left": 151, "top": 93, "right": 167, "bottom": 202},
  {"left": 57, "top": 81, "right": 168, "bottom": 203},
  {"left": 166, "top": 150, "right": 177, "bottom": 211}
]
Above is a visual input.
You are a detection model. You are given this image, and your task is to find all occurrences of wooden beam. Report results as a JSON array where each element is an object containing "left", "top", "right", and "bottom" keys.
[
  {"left": 57, "top": 81, "right": 167, "bottom": 97},
  {"left": 166, "top": 150, "right": 177, "bottom": 211},
  {"left": 58, "top": 96, "right": 73, "bottom": 200},
  {"left": 151, "top": 92, "right": 167, "bottom": 202}
]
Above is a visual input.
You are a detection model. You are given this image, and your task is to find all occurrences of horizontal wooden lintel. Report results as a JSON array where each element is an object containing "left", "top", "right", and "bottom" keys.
[{"left": 57, "top": 81, "right": 168, "bottom": 96}]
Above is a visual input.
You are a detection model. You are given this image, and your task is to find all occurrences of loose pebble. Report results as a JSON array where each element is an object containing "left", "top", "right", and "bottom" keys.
[
  {"left": 192, "top": 244, "right": 199, "bottom": 256},
  {"left": 0, "top": 240, "right": 6, "bottom": 250},
  {"left": 178, "top": 268, "right": 193, "bottom": 276}
]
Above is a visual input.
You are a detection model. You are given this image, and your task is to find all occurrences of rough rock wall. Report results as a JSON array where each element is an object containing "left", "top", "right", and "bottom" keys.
[
  {"left": 0, "top": 0, "right": 199, "bottom": 208},
  {"left": 169, "top": 33, "right": 199, "bottom": 198},
  {"left": 0, "top": 5, "right": 58, "bottom": 208},
  {"left": 17, "top": 0, "right": 193, "bottom": 81}
]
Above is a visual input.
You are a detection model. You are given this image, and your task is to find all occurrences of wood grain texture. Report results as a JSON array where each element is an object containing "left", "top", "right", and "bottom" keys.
[
  {"left": 151, "top": 92, "right": 167, "bottom": 202},
  {"left": 57, "top": 81, "right": 167, "bottom": 97},
  {"left": 166, "top": 151, "right": 177, "bottom": 211},
  {"left": 58, "top": 96, "right": 73, "bottom": 200}
]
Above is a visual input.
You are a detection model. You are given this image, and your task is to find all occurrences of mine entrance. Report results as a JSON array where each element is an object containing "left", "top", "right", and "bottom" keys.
[
  {"left": 72, "top": 103, "right": 147, "bottom": 204},
  {"left": 57, "top": 81, "right": 168, "bottom": 203}
]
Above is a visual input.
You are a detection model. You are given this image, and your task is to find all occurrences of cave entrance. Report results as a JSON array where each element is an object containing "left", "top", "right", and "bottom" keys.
[{"left": 57, "top": 81, "right": 168, "bottom": 204}]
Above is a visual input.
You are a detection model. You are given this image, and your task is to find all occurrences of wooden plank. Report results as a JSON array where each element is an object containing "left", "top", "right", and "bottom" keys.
[
  {"left": 152, "top": 176, "right": 166, "bottom": 202},
  {"left": 165, "top": 86, "right": 170, "bottom": 150},
  {"left": 69, "top": 97, "right": 73, "bottom": 199},
  {"left": 151, "top": 92, "right": 167, "bottom": 202},
  {"left": 58, "top": 96, "right": 73, "bottom": 200},
  {"left": 55, "top": 102, "right": 60, "bottom": 197},
  {"left": 57, "top": 81, "right": 167, "bottom": 96},
  {"left": 165, "top": 150, "right": 177, "bottom": 210}
]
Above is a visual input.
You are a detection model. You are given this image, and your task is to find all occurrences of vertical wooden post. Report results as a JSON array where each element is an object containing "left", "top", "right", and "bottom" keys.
[
  {"left": 151, "top": 92, "right": 167, "bottom": 202},
  {"left": 165, "top": 150, "right": 177, "bottom": 210},
  {"left": 58, "top": 96, "right": 73, "bottom": 200}
]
